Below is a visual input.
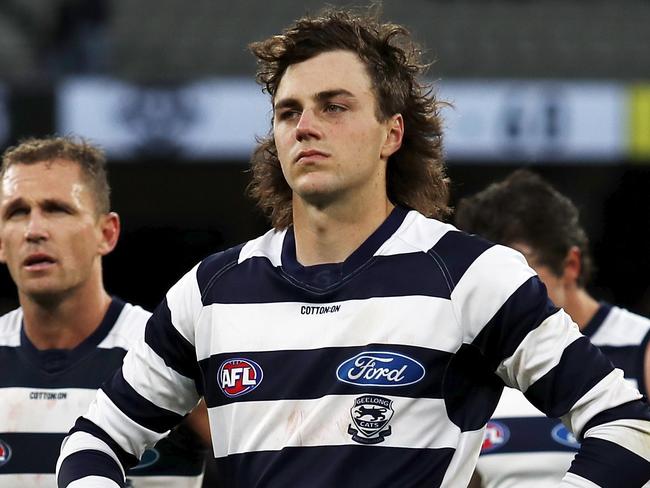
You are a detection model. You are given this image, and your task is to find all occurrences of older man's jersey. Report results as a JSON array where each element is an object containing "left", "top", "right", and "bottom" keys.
[
  {"left": 476, "top": 303, "right": 650, "bottom": 488},
  {"left": 57, "top": 208, "right": 650, "bottom": 488},
  {"left": 0, "top": 298, "right": 204, "bottom": 487}
]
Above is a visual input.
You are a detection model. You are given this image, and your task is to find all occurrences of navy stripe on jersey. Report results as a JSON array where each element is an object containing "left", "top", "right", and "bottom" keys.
[
  {"left": 0, "top": 432, "right": 63, "bottom": 473},
  {"left": 200, "top": 251, "right": 452, "bottom": 306},
  {"left": 442, "top": 344, "right": 504, "bottom": 431},
  {"left": 213, "top": 445, "right": 453, "bottom": 488},
  {"left": 145, "top": 298, "right": 202, "bottom": 390},
  {"left": 569, "top": 437, "right": 650, "bottom": 487},
  {"left": 525, "top": 336, "right": 614, "bottom": 420},
  {"left": 428, "top": 230, "right": 494, "bottom": 291},
  {"left": 581, "top": 400, "right": 650, "bottom": 438},
  {"left": 472, "top": 276, "right": 558, "bottom": 370},
  {"left": 58, "top": 450, "right": 124, "bottom": 487},
  {"left": 280, "top": 207, "right": 409, "bottom": 289},
  {"left": 0, "top": 347, "right": 126, "bottom": 389},
  {"left": 598, "top": 345, "right": 646, "bottom": 390},
  {"left": 480, "top": 417, "right": 579, "bottom": 455},
  {"left": 196, "top": 244, "right": 245, "bottom": 300},
  {"left": 71, "top": 417, "right": 139, "bottom": 469},
  {"left": 202, "top": 344, "right": 451, "bottom": 407},
  {"left": 102, "top": 369, "right": 184, "bottom": 434}
]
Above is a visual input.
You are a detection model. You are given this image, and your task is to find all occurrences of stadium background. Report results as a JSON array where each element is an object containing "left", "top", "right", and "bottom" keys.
[{"left": 0, "top": 0, "right": 649, "bottom": 319}]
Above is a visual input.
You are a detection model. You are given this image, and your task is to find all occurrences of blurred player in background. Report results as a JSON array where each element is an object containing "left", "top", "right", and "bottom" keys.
[
  {"left": 456, "top": 169, "right": 650, "bottom": 488},
  {"left": 57, "top": 7, "right": 650, "bottom": 488},
  {"left": 0, "top": 136, "right": 207, "bottom": 487}
]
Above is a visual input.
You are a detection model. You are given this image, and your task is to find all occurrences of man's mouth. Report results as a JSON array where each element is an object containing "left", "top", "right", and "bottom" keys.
[{"left": 23, "top": 254, "right": 57, "bottom": 270}]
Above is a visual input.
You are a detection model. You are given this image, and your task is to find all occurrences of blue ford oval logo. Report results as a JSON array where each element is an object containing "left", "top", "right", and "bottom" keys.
[
  {"left": 336, "top": 351, "right": 425, "bottom": 387},
  {"left": 551, "top": 423, "right": 580, "bottom": 449}
]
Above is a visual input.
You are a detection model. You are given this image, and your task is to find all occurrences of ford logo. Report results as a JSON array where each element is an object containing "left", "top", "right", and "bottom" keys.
[
  {"left": 336, "top": 351, "right": 425, "bottom": 387},
  {"left": 551, "top": 423, "right": 580, "bottom": 449}
]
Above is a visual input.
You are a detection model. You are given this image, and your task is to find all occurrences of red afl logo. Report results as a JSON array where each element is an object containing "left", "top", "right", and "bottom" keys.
[
  {"left": 218, "top": 358, "right": 263, "bottom": 398},
  {"left": 0, "top": 438, "right": 11, "bottom": 466},
  {"left": 481, "top": 421, "right": 510, "bottom": 453}
]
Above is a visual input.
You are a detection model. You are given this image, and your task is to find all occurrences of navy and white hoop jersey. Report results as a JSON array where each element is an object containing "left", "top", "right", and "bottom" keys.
[
  {"left": 57, "top": 208, "right": 650, "bottom": 488},
  {"left": 0, "top": 298, "right": 205, "bottom": 487},
  {"left": 476, "top": 303, "right": 650, "bottom": 488}
]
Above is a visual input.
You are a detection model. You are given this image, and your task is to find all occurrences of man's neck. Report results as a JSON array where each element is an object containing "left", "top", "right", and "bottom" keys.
[
  {"left": 20, "top": 285, "right": 112, "bottom": 350},
  {"left": 563, "top": 287, "right": 600, "bottom": 331},
  {"left": 292, "top": 197, "right": 395, "bottom": 266}
]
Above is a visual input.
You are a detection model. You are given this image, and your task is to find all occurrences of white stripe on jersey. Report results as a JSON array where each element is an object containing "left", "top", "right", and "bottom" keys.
[
  {"left": 590, "top": 306, "right": 650, "bottom": 347},
  {"left": 0, "top": 308, "right": 21, "bottom": 346},
  {"left": 560, "top": 472, "right": 605, "bottom": 488},
  {"left": 375, "top": 210, "right": 452, "bottom": 255},
  {"left": 560, "top": 368, "right": 642, "bottom": 436},
  {"left": 451, "top": 244, "right": 536, "bottom": 344},
  {"left": 497, "top": 309, "right": 582, "bottom": 391},
  {"left": 480, "top": 453, "right": 575, "bottom": 488},
  {"left": 195, "top": 296, "right": 460, "bottom": 360},
  {"left": 585, "top": 418, "right": 650, "bottom": 462},
  {"left": 122, "top": 337, "right": 199, "bottom": 415},
  {"left": 67, "top": 477, "right": 120, "bottom": 488},
  {"left": 491, "top": 386, "right": 544, "bottom": 417},
  {"left": 438, "top": 428, "right": 484, "bottom": 488},
  {"left": 0, "top": 387, "right": 97, "bottom": 432},
  {"left": 208, "top": 395, "right": 461, "bottom": 457},
  {"left": 85, "top": 390, "right": 165, "bottom": 459},
  {"left": 57, "top": 432, "right": 126, "bottom": 480},
  {"left": 96, "top": 304, "right": 151, "bottom": 350},
  {"left": 239, "top": 228, "right": 285, "bottom": 266}
]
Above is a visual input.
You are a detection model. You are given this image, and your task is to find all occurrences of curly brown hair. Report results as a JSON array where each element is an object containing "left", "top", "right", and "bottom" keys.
[
  {"left": 455, "top": 169, "right": 593, "bottom": 287},
  {"left": 1, "top": 135, "right": 111, "bottom": 215},
  {"left": 248, "top": 6, "right": 450, "bottom": 229}
]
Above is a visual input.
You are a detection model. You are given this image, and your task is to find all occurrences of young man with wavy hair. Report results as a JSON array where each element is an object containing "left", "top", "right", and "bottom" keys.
[{"left": 57, "top": 8, "right": 650, "bottom": 488}]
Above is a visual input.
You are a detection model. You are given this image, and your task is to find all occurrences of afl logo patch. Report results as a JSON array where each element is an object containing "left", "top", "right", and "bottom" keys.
[
  {"left": 481, "top": 421, "right": 510, "bottom": 453},
  {"left": 0, "top": 438, "right": 11, "bottom": 466},
  {"left": 336, "top": 351, "right": 425, "bottom": 387},
  {"left": 218, "top": 358, "right": 263, "bottom": 398},
  {"left": 551, "top": 423, "right": 580, "bottom": 449}
]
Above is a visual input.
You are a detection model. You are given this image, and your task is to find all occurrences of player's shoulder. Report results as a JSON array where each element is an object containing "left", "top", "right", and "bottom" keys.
[
  {"left": 195, "top": 228, "right": 285, "bottom": 288},
  {"left": 591, "top": 304, "right": 650, "bottom": 347},
  {"left": 0, "top": 307, "right": 23, "bottom": 347},
  {"left": 98, "top": 301, "right": 152, "bottom": 349}
]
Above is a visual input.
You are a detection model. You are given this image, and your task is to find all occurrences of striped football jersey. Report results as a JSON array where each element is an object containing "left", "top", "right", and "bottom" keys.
[
  {"left": 476, "top": 302, "right": 650, "bottom": 488},
  {"left": 57, "top": 208, "right": 650, "bottom": 487},
  {"left": 0, "top": 298, "right": 204, "bottom": 487}
]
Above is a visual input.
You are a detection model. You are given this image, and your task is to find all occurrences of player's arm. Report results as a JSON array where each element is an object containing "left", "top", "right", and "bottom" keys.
[
  {"left": 56, "top": 264, "right": 205, "bottom": 488},
  {"left": 450, "top": 238, "right": 650, "bottom": 487}
]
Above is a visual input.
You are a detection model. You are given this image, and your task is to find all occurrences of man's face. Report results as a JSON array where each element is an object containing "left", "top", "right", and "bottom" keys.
[
  {"left": 272, "top": 50, "right": 401, "bottom": 207},
  {"left": 511, "top": 242, "right": 566, "bottom": 308},
  {"left": 0, "top": 160, "right": 114, "bottom": 302}
]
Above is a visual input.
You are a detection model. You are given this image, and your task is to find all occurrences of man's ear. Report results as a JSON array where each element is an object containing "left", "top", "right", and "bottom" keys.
[
  {"left": 380, "top": 113, "right": 404, "bottom": 159},
  {"left": 562, "top": 246, "right": 582, "bottom": 284},
  {"left": 98, "top": 212, "right": 120, "bottom": 257}
]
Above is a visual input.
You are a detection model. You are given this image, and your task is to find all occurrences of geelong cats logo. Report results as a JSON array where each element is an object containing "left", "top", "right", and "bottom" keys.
[
  {"left": 218, "top": 358, "right": 263, "bottom": 398},
  {"left": 336, "top": 351, "right": 425, "bottom": 387},
  {"left": 348, "top": 395, "right": 394, "bottom": 444}
]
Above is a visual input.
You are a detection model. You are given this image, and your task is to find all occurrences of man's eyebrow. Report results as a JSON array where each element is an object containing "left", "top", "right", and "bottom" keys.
[
  {"left": 1, "top": 197, "right": 26, "bottom": 218},
  {"left": 274, "top": 89, "right": 357, "bottom": 111}
]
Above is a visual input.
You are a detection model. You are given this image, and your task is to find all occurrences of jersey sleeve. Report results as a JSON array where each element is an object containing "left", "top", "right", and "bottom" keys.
[
  {"left": 451, "top": 242, "right": 650, "bottom": 487},
  {"left": 56, "top": 264, "right": 204, "bottom": 488}
]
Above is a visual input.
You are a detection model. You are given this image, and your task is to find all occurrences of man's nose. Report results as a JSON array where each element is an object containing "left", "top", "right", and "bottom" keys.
[
  {"left": 24, "top": 212, "right": 49, "bottom": 242},
  {"left": 295, "top": 109, "right": 321, "bottom": 141}
]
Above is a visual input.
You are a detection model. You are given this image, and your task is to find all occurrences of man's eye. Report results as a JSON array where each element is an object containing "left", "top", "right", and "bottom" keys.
[
  {"left": 7, "top": 208, "right": 28, "bottom": 218},
  {"left": 277, "top": 110, "right": 300, "bottom": 121},
  {"left": 325, "top": 104, "right": 345, "bottom": 113}
]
